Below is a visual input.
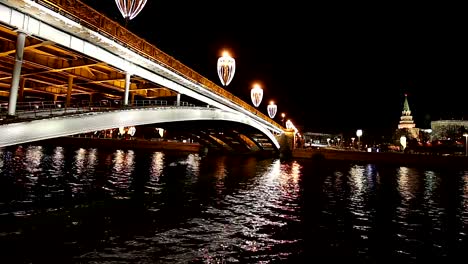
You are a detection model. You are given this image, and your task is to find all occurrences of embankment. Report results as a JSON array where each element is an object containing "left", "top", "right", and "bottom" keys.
[{"left": 292, "top": 148, "right": 468, "bottom": 168}]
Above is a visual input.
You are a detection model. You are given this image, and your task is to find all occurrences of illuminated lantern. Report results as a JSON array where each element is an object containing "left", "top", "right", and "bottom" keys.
[
  {"left": 250, "top": 83, "right": 263, "bottom": 107},
  {"left": 267, "top": 101, "right": 277, "bottom": 118},
  {"left": 115, "top": 0, "right": 147, "bottom": 21},
  {"left": 286, "top": 120, "right": 293, "bottom": 130},
  {"left": 217, "top": 51, "right": 236, "bottom": 86}
]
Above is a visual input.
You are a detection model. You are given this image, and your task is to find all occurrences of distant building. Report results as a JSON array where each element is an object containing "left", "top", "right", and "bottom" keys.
[
  {"left": 430, "top": 120, "right": 468, "bottom": 140},
  {"left": 302, "top": 132, "right": 342, "bottom": 148},
  {"left": 395, "top": 94, "right": 419, "bottom": 141}
]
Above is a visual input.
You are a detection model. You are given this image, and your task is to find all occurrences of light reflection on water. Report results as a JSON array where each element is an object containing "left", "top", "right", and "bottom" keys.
[{"left": 0, "top": 145, "right": 466, "bottom": 263}]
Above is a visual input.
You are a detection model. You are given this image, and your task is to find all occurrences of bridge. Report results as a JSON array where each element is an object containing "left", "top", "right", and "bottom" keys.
[{"left": 0, "top": 0, "right": 297, "bottom": 156}]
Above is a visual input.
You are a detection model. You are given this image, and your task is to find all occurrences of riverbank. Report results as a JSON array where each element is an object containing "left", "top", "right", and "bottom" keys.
[
  {"left": 39, "top": 137, "right": 203, "bottom": 153},
  {"left": 292, "top": 148, "right": 468, "bottom": 168}
]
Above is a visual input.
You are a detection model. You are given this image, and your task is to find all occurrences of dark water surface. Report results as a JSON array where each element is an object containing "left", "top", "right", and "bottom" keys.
[{"left": 0, "top": 145, "right": 466, "bottom": 263}]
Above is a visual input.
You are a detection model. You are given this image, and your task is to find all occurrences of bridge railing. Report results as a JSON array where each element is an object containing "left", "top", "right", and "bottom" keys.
[
  {"left": 31, "top": 0, "right": 283, "bottom": 131},
  {"left": 0, "top": 99, "right": 198, "bottom": 124}
]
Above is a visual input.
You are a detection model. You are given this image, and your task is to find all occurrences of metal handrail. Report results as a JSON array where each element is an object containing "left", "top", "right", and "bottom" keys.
[{"left": 0, "top": 99, "right": 184, "bottom": 124}]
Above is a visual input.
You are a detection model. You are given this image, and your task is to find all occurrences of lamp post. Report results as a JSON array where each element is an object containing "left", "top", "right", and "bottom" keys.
[
  {"left": 356, "top": 129, "right": 363, "bottom": 150},
  {"left": 281, "top": 113, "right": 286, "bottom": 127},
  {"left": 464, "top": 133, "right": 468, "bottom": 157}
]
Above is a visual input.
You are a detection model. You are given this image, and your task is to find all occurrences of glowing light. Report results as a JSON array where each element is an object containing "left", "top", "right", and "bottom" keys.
[
  {"left": 356, "top": 129, "right": 363, "bottom": 137},
  {"left": 156, "top": 128, "right": 164, "bottom": 138},
  {"left": 115, "top": 0, "right": 147, "bottom": 21},
  {"left": 267, "top": 101, "right": 277, "bottom": 118},
  {"left": 129, "top": 126, "right": 136, "bottom": 136},
  {"left": 400, "top": 136, "right": 407, "bottom": 150},
  {"left": 217, "top": 51, "right": 236, "bottom": 86},
  {"left": 251, "top": 83, "right": 263, "bottom": 107},
  {"left": 285, "top": 120, "right": 299, "bottom": 134}
]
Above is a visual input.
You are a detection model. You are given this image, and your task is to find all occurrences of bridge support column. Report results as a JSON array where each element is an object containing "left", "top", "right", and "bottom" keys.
[
  {"left": 176, "top": 93, "right": 181, "bottom": 106},
  {"left": 124, "top": 72, "right": 131, "bottom": 106},
  {"left": 7, "top": 31, "right": 26, "bottom": 116},
  {"left": 66, "top": 75, "right": 73, "bottom": 108},
  {"left": 277, "top": 129, "right": 295, "bottom": 158}
]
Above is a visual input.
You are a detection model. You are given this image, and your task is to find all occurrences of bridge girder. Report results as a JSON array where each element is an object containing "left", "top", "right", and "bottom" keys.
[{"left": 0, "top": 25, "right": 177, "bottom": 103}]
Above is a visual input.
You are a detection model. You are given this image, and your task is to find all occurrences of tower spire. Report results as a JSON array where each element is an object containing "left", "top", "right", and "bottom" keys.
[{"left": 398, "top": 93, "right": 416, "bottom": 129}]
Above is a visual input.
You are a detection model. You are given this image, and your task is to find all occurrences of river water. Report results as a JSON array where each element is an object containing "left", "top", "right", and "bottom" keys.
[{"left": 0, "top": 144, "right": 466, "bottom": 263}]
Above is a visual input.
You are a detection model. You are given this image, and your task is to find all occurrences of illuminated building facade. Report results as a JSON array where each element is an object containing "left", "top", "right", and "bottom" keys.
[{"left": 430, "top": 120, "right": 468, "bottom": 140}]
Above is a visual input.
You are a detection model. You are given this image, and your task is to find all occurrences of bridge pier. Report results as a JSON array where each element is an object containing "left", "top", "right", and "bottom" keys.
[
  {"left": 7, "top": 30, "right": 26, "bottom": 116},
  {"left": 124, "top": 72, "right": 131, "bottom": 106},
  {"left": 277, "top": 129, "right": 296, "bottom": 158}
]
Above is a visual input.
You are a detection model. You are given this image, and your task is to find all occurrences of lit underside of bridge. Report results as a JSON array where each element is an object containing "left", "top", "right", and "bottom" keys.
[
  {"left": 0, "top": 0, "right": 291, "bottom": 153},
  {"left": 0, "top": 107, "right": 280, "bottom": 152}
]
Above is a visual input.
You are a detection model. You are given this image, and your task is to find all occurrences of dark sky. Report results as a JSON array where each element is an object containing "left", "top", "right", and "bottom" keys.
[{"left": 82, "top": 1, "right": 467, "bottom": 137}]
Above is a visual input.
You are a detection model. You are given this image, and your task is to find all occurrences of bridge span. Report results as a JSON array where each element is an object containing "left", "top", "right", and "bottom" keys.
[{"left": 0, "top": 0, "right": 296, "bottom": 155}]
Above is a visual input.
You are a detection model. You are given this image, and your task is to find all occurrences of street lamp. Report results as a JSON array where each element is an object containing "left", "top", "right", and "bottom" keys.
[
  {"left": 464, "top": 133, "right": 468, "bottom": 157},
  {"left": 356, "top": 129, "right": 363, "bottom": 149},
  {"left": 217, "top": 51, "right": 236, "bottom": 86},
  {"left": 251, "top": 83, "right": 263, "bottom": 107},
  {"left": 281, "top": 113, "right": 286, "bottom": 127},
  {"left": 400, "top": 135, "right": 407, "bottom": 152}
]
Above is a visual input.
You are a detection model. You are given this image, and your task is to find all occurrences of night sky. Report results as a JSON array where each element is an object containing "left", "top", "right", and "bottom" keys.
[{"left": 82, "top": 1, "right": 467, "bottom": 137}]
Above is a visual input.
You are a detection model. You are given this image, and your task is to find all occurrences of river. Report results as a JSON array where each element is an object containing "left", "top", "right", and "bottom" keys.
[{"left": 0, "top": 144, "right": 466, "bottom": 263}]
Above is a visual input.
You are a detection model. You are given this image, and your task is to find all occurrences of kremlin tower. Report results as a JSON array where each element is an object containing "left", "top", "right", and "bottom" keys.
[
  {"left": 395, "top": 94, "right": 420, "bottom": 142},
  {"left": 398, "top": 94, "right": 416, "bottom": 129}
]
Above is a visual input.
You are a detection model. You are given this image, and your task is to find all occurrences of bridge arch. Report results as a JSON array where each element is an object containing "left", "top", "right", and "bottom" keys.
[{"left": 0, "top": 107, "right": 282, "bottom": 149}]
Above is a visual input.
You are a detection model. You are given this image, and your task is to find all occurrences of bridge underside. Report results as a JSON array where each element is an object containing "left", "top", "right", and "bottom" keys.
[
  {"left": 0, "top": 108, "right": 282, "bottom": 155},
  {"left": 0, "top": 23, "right": 184, "bottom": 105},
  {"left": 153, "top": 120, "right": 277, "bottom": 155}
]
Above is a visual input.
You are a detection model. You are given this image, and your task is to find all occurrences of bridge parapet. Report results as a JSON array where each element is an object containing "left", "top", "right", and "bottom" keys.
[{"left": 27, "top": 0, "right": 283, "bottom": 132}]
